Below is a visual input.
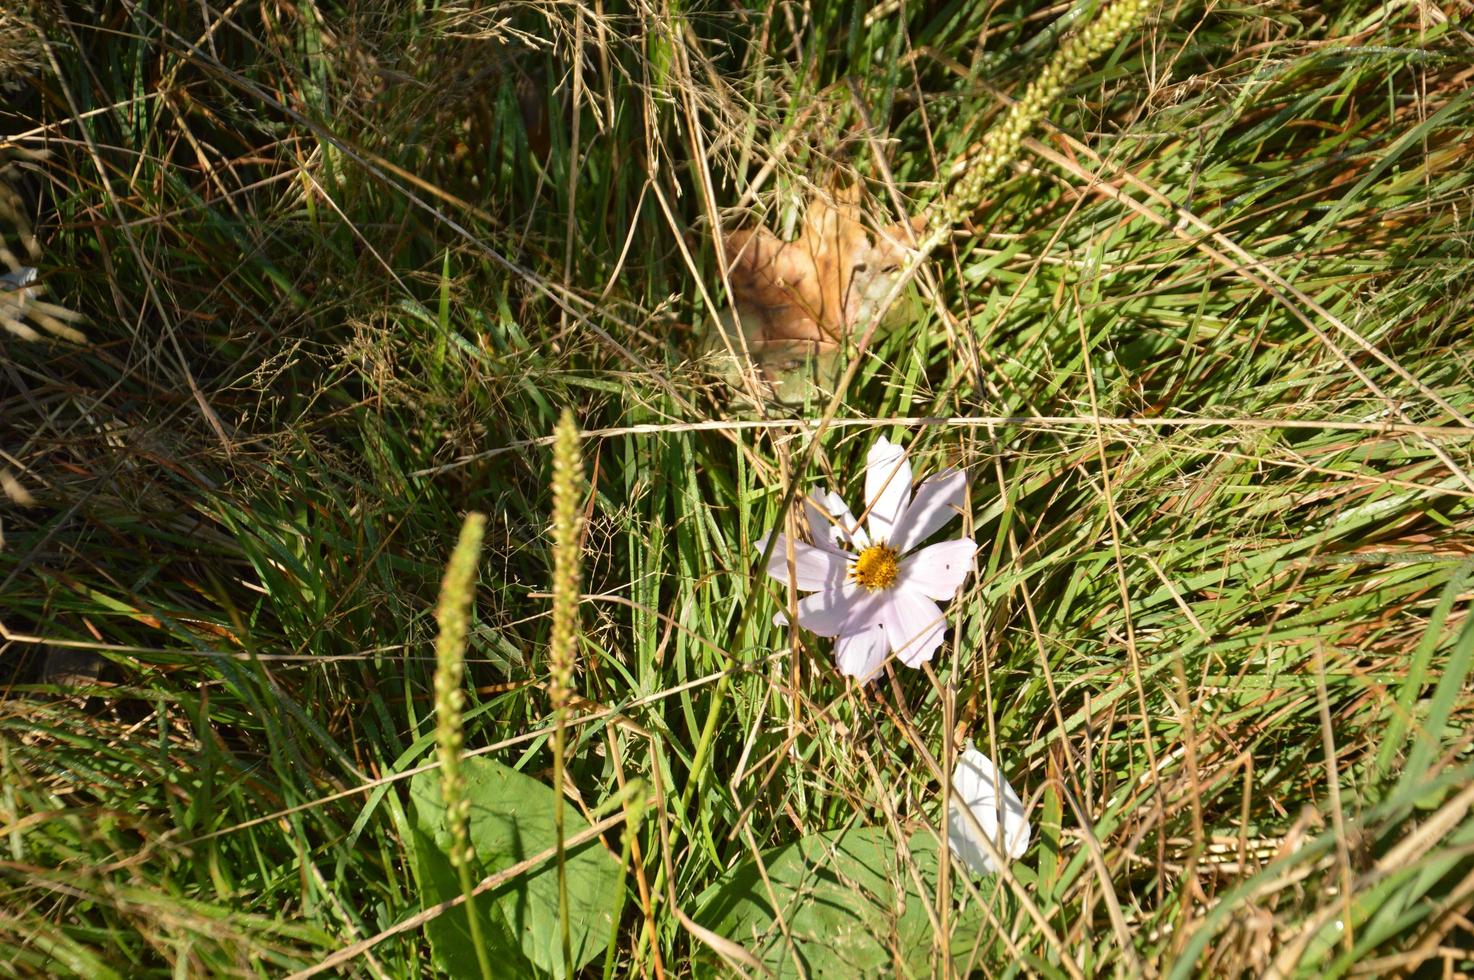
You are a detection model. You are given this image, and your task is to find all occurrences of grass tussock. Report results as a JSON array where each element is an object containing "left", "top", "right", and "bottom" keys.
[{"left": 2, "top": 0, "right": 1473, "bottom": 976}]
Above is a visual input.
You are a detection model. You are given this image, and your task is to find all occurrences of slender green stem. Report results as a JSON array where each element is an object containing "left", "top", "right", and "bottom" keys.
[{"left": 601, "top": 780, "right": 648, "bottom": 980}]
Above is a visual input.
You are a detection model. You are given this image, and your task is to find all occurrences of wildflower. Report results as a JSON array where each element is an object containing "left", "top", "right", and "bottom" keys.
[
  {"left": 948, "top": 741, "right": 1030, "bottom": 875},
  {"left": 760, "top": 436, "right": 976, "bottom": 680}
]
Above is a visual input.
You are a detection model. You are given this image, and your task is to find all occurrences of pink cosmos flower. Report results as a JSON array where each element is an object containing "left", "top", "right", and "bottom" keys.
[{"left": 760, "top": 436, "right": 977, "bottom": 681}]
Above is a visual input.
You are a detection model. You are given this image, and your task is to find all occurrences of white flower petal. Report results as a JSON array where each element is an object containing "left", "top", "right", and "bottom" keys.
[
  {"left": 833, "top": 616, "right": 888, "bottom": 681},
  {"left": 803, "top": 493, "right": 849, "bottom": 554},
  {"left": 822, "top": 490, "right": 869, "bottom": 550},
  {"left": 792, "top": 586, "right": 871, "bottom": 638},
  {"left": 890, "top": 469, "right": 966, "bottom": 555},
  {"left": 864, "top": 436, "right": 911, "bottom": 545},
  {"left": 897, "top": 539, "right": 977, "bottom": 601},
  {"left": 760, "top": 534, "right": 851, "bottom": 592},
  {"left": 879, "top": 589, "right": 945, "bottom": 667},
  {"left": 947, "top": 743, "right": 1030, "bottom": 876}
]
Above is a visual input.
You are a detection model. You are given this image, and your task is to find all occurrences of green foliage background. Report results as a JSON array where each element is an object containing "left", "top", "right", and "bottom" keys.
[{"left": 2, "top": 0, "right": 1472, "bottom": 975}]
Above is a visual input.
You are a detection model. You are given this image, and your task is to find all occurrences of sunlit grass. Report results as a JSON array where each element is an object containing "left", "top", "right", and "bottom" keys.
[{"left": 2, "top": 0, "right": 1472, "bottom": 976}]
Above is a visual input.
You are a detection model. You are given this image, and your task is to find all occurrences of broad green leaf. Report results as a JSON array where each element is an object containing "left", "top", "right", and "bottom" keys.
[
  {"left": 695, "top": 825, "right": 1006, "bottom": 978},
  {"left": 409, "top": 758, "right": 624, "bottom": 979}
]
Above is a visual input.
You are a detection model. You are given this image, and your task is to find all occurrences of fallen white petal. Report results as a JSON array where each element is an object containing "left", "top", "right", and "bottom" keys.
[
  {"left": 897, "top": 539, "right": 977, "bottom": 601},
  {"left": 948, "top": 743, "right": 1030, "bottom": 876},
  {"left": 890, "top": 469, "right": 966, "bottom": 555},
  {"left": 864, "top": 436, "right": 911, "bottom": 545}
]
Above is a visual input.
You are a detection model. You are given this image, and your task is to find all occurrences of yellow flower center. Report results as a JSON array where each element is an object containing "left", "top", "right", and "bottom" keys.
[{"left": 850, "top": 543, "right": 899, "bottom": 591}]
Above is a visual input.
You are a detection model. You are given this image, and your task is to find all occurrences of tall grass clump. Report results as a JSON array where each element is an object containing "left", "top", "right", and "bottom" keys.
[{"left": 1, "top": 0, "right": 1472, "bottom": 976}]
